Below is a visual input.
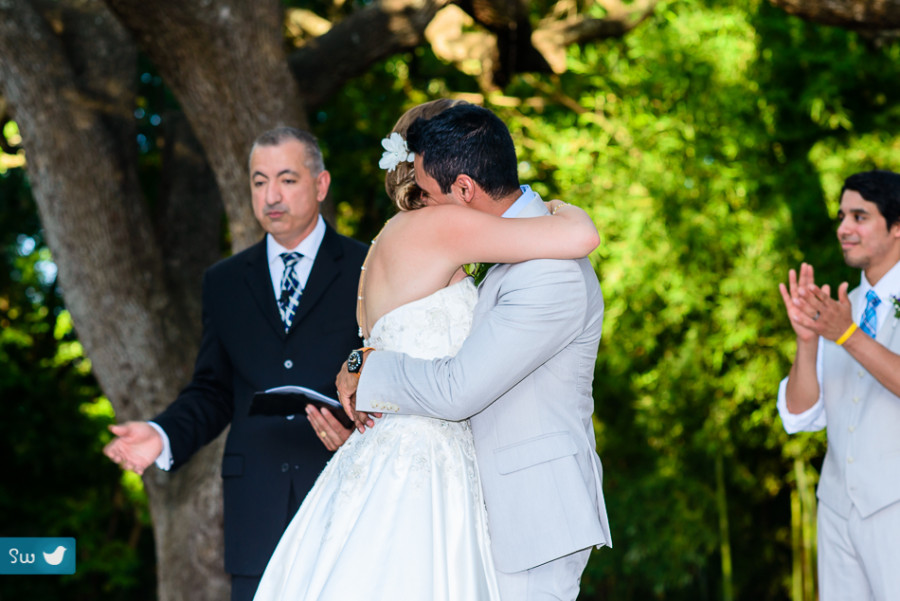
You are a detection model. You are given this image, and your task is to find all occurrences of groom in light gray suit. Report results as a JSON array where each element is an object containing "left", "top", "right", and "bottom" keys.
[{"left": 338, "top": 103, "right": 611, "bottom": 600}]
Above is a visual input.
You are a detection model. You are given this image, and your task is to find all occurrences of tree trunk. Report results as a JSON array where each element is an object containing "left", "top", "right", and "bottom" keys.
[{"left": 0, "top": 1, "right": 228, "bottom": 598}]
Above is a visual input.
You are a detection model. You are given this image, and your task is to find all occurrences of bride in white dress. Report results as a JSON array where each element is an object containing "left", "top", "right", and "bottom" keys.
[{"left": 253, "top": 99, "right": 600, "bottom": 601}]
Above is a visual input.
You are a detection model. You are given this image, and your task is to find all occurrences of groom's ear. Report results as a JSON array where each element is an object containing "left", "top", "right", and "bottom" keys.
[{"left": 453, "top": 174, "right": 477, "bottom": 205}]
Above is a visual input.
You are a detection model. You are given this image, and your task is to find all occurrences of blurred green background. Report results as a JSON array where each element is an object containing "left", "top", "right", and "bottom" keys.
[{"left": 3, "top": 0, "right": 899, "bottom": 598}]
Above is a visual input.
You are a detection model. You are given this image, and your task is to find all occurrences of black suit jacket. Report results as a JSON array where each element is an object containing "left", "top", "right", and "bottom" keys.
[{"left": 154, "top": 224, "right": 367, "bottom": 575}]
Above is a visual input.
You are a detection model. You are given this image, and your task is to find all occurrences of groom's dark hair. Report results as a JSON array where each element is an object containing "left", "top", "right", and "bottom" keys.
[{"left": 406, "top": 103, "right": 520, "bottom": 199}]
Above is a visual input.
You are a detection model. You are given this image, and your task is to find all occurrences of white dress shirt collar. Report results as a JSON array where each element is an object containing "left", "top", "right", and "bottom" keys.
[
  {"left": 266, "top": 215, "right": 326, "bottom": 297},
  {"left": 858, "top": 259, "right": 900, "bottom": 327},
  {"left": 501, "top": 185, "right": 536, "bottom": 218}
]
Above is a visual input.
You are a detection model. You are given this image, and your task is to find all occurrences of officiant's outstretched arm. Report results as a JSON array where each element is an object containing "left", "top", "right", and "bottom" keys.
[{"left": 776, "top": 169, "right": 900, "bottom": 601}]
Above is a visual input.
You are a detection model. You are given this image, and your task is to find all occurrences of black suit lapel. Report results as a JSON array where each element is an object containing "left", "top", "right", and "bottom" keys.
[
  {"left": 290, "top": 225, "right": 343, "bottom": 331},
  {"left": 243, "top": 238, "right": 287, "bottom": 339}
]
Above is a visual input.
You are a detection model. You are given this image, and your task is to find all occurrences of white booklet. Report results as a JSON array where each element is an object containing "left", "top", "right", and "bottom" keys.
[{"left": 249, "top": 385, "right": 350, "bottom": 427}]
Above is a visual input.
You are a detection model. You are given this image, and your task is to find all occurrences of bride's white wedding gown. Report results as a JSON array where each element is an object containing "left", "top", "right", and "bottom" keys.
[{"left": 253, "top": 279, "right": 501, "bottom": 601}]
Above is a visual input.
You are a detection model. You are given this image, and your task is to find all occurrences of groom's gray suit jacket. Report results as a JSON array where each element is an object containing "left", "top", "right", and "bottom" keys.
[{"left": 357, "top": 195, "right": 611, "bottom": 573}]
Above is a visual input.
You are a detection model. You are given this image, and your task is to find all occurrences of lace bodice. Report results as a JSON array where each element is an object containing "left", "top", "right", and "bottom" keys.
[{"left": 365, "top": 279, "right": 477, "bottom": 359}]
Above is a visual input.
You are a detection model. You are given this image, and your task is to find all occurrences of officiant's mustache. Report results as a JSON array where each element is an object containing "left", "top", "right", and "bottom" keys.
[{"left": 264, "top": 205, "right": 288, "bottom": 216}]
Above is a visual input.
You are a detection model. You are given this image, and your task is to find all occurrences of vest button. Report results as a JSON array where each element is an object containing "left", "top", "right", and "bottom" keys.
[{"left": 281, "top": 463, "right": 289, "bottom": 472}]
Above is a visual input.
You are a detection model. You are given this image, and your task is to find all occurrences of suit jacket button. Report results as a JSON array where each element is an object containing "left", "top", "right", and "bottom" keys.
[
  {"left": 284, "top": 359, "right": 294, "bottom": 369},
  {"left": 281, "top": 463, "right": 289, "bottom": 472}
]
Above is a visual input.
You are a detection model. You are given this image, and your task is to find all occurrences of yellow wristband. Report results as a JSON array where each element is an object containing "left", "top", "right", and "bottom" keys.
[{"left": 836, "top": 323, "right": 858, "bottom": 346}]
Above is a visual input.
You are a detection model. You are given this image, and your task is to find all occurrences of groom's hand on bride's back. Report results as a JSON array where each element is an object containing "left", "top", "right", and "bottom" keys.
[{"left": 335, "top": 362, "right": 379, "bottom": 433}]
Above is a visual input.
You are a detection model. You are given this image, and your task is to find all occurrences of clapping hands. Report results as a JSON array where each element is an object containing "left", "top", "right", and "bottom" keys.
[{"left": 779, "top": 262, "right": 854, "bottom": 343}]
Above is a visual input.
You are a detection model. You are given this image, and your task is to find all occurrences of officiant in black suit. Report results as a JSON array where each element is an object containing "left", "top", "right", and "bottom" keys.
[{"left": 103, "top": 126, "right": 367, "bottom": 601}]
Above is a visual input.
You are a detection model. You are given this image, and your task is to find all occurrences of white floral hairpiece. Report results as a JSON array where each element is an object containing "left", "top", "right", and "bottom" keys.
[{"left": 378, "top": 132, "right": 414, "bottom": 172}]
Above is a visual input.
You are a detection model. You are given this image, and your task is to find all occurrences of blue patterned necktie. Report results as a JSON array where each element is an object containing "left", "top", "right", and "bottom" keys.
[
  {"left": 278, "top": 252, "right": 303, "bottom": 332},
  {"left": 860, "top": 289, "right": 881, "bottom": 338}
]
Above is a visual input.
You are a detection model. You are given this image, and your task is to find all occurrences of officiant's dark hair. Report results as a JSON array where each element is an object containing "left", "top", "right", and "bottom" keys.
[
  {"left": 386, "top": 98, "right": 467, "bottom": 211},
  {"left": 842, "top": 169, "right": 900, "bottom": 229},
  {"left": 407, "top": 104, "right": 520, "bottom": 199}
]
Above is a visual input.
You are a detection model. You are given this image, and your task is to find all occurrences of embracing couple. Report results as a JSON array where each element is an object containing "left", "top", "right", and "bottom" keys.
[{"left": 253, "top": 100, "right": 611, "bottom": 601}]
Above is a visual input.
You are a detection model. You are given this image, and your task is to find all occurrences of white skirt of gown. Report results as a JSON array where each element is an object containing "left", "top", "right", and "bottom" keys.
[{"left": 253, "top": 279, "right": 501, "bottom": 601}]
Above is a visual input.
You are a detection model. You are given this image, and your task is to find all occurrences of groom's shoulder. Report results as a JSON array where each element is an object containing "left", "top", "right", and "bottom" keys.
[
  {"left": 497, "top": 256, "right": 589, "bottom": 286},
  {"left": 483, "top": 259, "right": 599, "bottom": 319}
]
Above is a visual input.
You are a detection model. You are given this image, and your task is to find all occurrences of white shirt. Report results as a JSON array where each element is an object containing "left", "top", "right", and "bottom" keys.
[
  {"left": 151, "top": 216, "right": 327, "bottom": 470},
  {"left": 777, "top": 260, "right": 900, "bottom": 433},
  {"left": 502, "top": 185, "right": 537, "bottom": 218}
]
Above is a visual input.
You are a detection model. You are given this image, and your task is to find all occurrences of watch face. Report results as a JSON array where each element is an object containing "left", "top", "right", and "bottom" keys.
[{"left": 347, "top": 350, "right": 363, "bottom": 373}]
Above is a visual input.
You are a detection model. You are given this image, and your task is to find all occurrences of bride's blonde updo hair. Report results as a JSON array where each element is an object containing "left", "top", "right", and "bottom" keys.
[{"left": 385, "top": 98, "right": 468, "bottom": 211}]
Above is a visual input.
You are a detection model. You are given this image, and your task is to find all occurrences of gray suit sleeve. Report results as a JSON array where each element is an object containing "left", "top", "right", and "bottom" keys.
[{"left": 357, "top": 259, "right": 588, "bottom": 420}]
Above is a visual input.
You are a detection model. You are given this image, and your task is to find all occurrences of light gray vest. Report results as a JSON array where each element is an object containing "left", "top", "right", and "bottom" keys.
[{"left": 818, "top": 286, "right": 900, "bottom": 518}]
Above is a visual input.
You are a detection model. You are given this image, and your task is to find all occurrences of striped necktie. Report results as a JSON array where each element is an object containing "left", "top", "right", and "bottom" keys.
[
  {"left": 278, "top": 252, "right": 303, "bottom": 332},
  {"left": 860, "top": 289, "right": 880, "bottom": 338}
]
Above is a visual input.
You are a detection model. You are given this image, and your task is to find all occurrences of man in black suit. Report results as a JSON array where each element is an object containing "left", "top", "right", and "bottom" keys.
[{"left": 104, "top": 127, "right": 367, "bottom": 601}]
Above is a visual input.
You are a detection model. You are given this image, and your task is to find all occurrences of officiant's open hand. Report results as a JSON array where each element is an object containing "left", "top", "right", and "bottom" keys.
[
  {"left": 103, "top": 421, "right": 162, "bottom": 475},
  {"left": 336, "top": 363, "right": 380, "bottom": 433}
]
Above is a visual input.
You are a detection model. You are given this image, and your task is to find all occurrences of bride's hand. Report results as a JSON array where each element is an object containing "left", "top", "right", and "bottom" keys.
[{"left": 545, "top": 199, "right": 568, "bottom": 215}]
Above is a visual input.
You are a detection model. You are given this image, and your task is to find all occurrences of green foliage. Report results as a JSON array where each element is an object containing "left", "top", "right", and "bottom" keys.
[{"left": 0, "top": 167, "right": 155, "bottom": 599}]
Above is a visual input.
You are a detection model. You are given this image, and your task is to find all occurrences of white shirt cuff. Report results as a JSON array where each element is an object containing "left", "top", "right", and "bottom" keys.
[
  {"left": 148, "top": 421, "right": 173, "bottom": 471},
  {"left": 776, "top": 339, "right": 827, "bottom": 434}
]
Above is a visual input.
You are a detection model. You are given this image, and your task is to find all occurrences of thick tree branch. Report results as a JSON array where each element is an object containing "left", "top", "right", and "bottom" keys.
[
  {"left": 289, "top": 0, "right": 452, "bottom": 108},
  {"left": 421, "top": 0, "right": 658, "bottom": 88},
  {"left": 768, "top": 0, "right": 900, "bottom": 30}
]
